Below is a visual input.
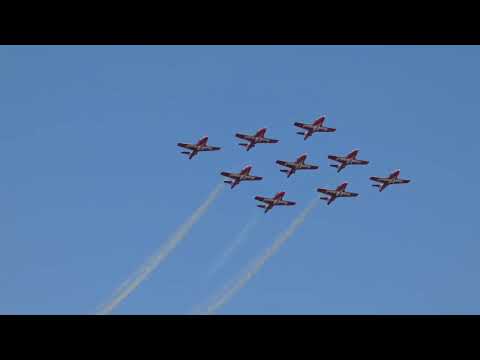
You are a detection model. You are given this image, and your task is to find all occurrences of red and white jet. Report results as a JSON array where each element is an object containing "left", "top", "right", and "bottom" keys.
[
  {"left": 220, "top": 165, "right": 263, "bottom": 189},
  {"left": 294, "top": 115, "right": 336, "bottom": 140},
  {"left": 328, "top": 149, "right": 369, "bottom": 173},
  {"left": 370, "top": 169, "right": 411, "bottom": 192},
  {"left": 177, "top": 136, "right": 221, "bottom": 160},
  {"left": 276, "top": 153, "right": 319, "bottom": 178},
  {"left": 317, "top": 182, "right": 359, "bottom": 205},
  {"left": 254, "top": 191, "right": 296, "bottom": 214},
  {"left": 235, "top": 127, "right": 279, "bottom": 152}
]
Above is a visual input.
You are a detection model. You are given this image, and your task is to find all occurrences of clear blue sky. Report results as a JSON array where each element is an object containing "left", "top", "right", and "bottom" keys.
[{"left": 1, "top": 46, "right": 479, "bottom": 314}]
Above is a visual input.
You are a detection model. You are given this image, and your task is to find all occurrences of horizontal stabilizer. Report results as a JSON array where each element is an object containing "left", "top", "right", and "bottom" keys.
[
  {"left": 320, "top": 197, "right": 329, "bottom": 201},
  {"left": 239, "top": 143, "right": 248, "bottom": 147},
  {"left": 280, "top": 169, "right": 289, "bottom": 173},
  {"left": 224, "top": 181, "right": 232, "bottom": 184},
  {"left": 296, "top": 132, "right": 305, "bottom": 135},
  {"left": 257, "top": 205, "right": 266, "bottom": 208},
  {"left": 181, "top": 151, "right": 190, "bottom": 155},
  {"left": 372, "top": 184, "right": 380, "bottom": 187},
  {"left": 329, "top": 164, "right": 338, "bottom": 168}
]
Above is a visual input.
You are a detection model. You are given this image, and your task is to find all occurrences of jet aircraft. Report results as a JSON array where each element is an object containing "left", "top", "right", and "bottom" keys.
[
  {"left": 177, "top": 136, "right": 221, "bottom": 160},
  {"left": 254, "top": 191, "right": 296, "bottom": 213}
]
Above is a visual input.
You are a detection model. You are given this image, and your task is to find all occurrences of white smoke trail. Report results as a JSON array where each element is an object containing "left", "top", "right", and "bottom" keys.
[
  {"left": 189, "top": 211, "right": 260, "bottom": 315},
  {"left": 201, "top": 197, "right": 320, "bottom": 315},
  {"left": 205, "top": 211, "right": 261, "bottom": 280},
  {"left": 96, "top": 183, "right": 224, "bottom": 315}
]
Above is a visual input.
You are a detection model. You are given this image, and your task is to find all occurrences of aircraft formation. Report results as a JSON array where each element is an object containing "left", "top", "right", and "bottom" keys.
[{"left": 177, "top": 115, "right": 410, "bottom": 213}]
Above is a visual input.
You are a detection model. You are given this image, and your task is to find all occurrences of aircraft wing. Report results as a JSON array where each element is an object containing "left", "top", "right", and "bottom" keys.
[
  {"left": 221, "top": 172, "right": 238, "bottom": 179},
  {"left": 389, "top": 170, "right": 401, "bottom": 178},
  {"left": 276, "top": 160, "right": 290, "bottom": 167},
  {"left": 277, "top": 200, "right": 296, "bottom": 206},
  {"left": 346, "top": 150, "right": 359, "bottom": 159},
  {"left": 317, "top": 188, "right": 334, "bottom": 196},
  {"left": 327, "top": 196, "right": 336, "bottom": 205},
  {"left": 202, "top": 146, "right": 221, "bottom": 151},
  {"left": 352, "top": 159, "right": 369, "bottom": 165},
  {"left": 294, "top": 122, "right": 311, "bottom": 130},
  {"left": 235, "top": 133, "right": 253, "bottom": 141},
  {"left": 379, "top": 183, "right": 389, "bottom": 192},
  {"left": 261, "top": 137, "right": 279, "bottom": 144},
  {"left": 244, "top": 175, "right": 263, "bottom": 181},
  {"left": 313, "top": 116, "right": 325, "bottom": 126},
  {"left": 301, "top": 164, "right": 319, "bottom": 170},
  {"left": 177, "top": 143, "right": 195, "bottom": 150}
]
